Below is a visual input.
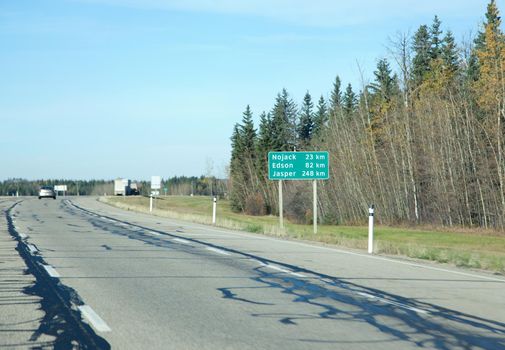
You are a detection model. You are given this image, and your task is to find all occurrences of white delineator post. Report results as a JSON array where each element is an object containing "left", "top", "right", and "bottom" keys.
[
  {"left": 368, "top": 204, "right": 374, "bottom": 254},
  {"left": 149, "top": 196, "right": 153, "bottom": 213},
  {"left": 279, "top": 180, "right": 284, "bottom": 229},
  {"left": 212, "top": 197, "right": 217, "bottom": 225},
  {"left": 313, "top": 180, "right": 317, "bottom": 234}
]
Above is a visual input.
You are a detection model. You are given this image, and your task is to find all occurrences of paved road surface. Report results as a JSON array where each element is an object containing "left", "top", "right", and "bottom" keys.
[{"left": 1, "top": 197, "right": 505, "bottom": 349}]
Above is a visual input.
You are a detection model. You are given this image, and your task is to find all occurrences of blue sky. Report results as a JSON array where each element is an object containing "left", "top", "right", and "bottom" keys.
[{"left": 0, "top": 0, "right": 499, "bottom": 180}]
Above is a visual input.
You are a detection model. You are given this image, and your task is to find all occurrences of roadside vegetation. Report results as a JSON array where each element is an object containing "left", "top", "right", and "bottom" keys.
[
  {"left": 103, "top": 196, "right": 505, "bottom": 274},
  {"left": 229, "top": 1, "right": 505, "bottom": 231}
]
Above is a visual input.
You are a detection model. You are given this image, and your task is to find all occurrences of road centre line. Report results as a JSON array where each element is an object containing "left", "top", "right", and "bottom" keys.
[
  {"left": 78, "top": 305, "right": 112, "bottom": 332},
  {"left": 149, "top": 231, "right": 161, "bottom": 236},
  {"left": 206, "top": 247, "right": 230, "bottom": 255},
  {"left": 43, "top": 265, "right": 60, "bottom": 278}
]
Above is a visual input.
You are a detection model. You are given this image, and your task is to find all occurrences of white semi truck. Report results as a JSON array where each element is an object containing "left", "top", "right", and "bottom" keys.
[{"left": 114, "top": 178, "right": 131, "bottom": 196}]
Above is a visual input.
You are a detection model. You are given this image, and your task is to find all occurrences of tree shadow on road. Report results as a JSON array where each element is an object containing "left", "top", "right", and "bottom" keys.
[{"left": 219, "top": 266, "right": 505, "bottom": 349}]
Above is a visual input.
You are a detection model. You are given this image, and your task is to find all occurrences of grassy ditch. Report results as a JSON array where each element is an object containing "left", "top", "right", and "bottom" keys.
[{"left": 101, "top": 195, "right": 505, "bottom": 274}]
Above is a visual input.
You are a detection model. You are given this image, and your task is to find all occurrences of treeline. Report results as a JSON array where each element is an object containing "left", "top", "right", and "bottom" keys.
[
  {"left": 230, "top": 1, "right": 505, "bottom": 229},
  {"left": 164, "top": 176, "right": 227, "bottom": 197},
  {"left": 0, "top": 179, "right": 113, "bottom": 196},
  {"left": 0, "top": 176, "right": 227, "bottom": 197}
]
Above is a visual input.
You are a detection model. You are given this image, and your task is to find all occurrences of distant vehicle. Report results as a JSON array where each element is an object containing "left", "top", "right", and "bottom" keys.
[
  {"left": 38, "top": 186, "right": 56, "bottom": 199},
  {"left": 114, "top": 178, "right": 131, "bottom": 196},
  {"left": 130, "top": 182, "right": 140, "bottom": 195}
]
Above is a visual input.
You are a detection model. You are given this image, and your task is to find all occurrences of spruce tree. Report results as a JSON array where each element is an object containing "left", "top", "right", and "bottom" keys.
[
  {"left": 270, "top": 89, "right": 298, "bottom": 151},
  {"left": 430, "top": 16, "right": 443, "bottom": 60},
  {"left": 475, "top": 0, "right": 501, "bottom": 51},
  {"left": 369, "top": 58, "right": 396, "bottom": 102},
  {"left": 343, "top": 83, "right": 357, "bottom": 116},
  {"left": 412, "top": 24, "right": 432, "bottom": 86},
  {"left": 313, "top": 95, "right": 328, "bottom": 139},
  {"left": 257, "top": 111, "right": 274, "bottom": 169},
  {"left": 329, "top": 75, "right": 342, "bottom": 116},
  {"left": 442, "top": 30, "right": 459, "bottom": 75},
  {"left": 297, "top": 91, "right": 314, "bottom": 147},
  {"left": 229, "top": 123, "right": 245, "bottom": 211},
  {"left": 240, "top": 105, "right": 257, "bottom": 156}
]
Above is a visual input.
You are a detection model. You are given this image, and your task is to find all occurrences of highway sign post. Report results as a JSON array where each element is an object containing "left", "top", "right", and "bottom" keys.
[
  {"left": 151, "top": 176, "right": 161, "bottom": 190},
  {"left": 54, "top": 185, "right": 67, "bottom": 197},
  {"left": 150, "top": 176, "right": 161, "bottom": 213},
  {"left": 268, "top": 151, "right": 329, "bottom": 233}
]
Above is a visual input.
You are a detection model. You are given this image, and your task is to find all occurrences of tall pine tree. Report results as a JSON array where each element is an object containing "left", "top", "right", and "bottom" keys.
[
  {"left": 343, "top": 83, "right": 357, "bottom": 116},
  {"left": 412, "top": 24, "right": 432, "bottom": 86},
  {"left": 297, "top": 91, "right": 314, "bottom": 147},
  {"left": 313, "top": 95, "right": 328, "bottom": 139}
]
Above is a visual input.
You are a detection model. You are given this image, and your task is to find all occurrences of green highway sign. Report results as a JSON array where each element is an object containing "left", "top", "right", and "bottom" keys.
[{"left": 268, "top": 151, "right": 329, "bottom": 180}]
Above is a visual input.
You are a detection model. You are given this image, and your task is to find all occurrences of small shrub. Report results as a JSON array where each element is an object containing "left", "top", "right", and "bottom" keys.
[
  {"left": 244, "top": 193, "right": 266, "bottom": 216},
  {"left": 245, "top": 224, "right": 263, "bottom": 233}
]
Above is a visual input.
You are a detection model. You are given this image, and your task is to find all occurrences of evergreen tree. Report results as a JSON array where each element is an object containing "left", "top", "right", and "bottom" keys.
[
  {"left": 297, "top": 91, "right": 314, "bottom": 147},
  {"left": 256, "top": 111, "right": 274, "bottom": 170},
  {"left": 466, "top": 51, "right": 480, "bottom": 82},
  {"left": 412, "top": 24, "right": 432, "bottom": 85},
  {"left": 313, "top": 95, "right": 328, "bottom": 138},
  {"left": 229, "top": 123, "right": 245, "bottom": 211},
  {"left": 474, "top": 0, "right": 505, "bottom": 113},
  {"left": 472, "top": 1, "right": 501, "bottom": 81},
  {"left": 475, "top": 0, "right": 501, "bottom": 51},
  {"left": 342, "top": 83, "right": 357, "bottom": 116},
  {"left": 329, "top": 75, "right": 342, "bottom": 116},
  {"left": 270, "top": 88, "right": 298, "bottom": 151},
  {"left": 369, "top": 58, "right": 396, "bottom": 102},
  {"left": 240, "top": 105, "right": 257, "bottom": 156},
  {"left": 257, "top": 112, "right": 273, "bottom": 155},
  {"left": 430, "top": 16, "right": 443, "bottom": 60},
  {"left": 442, "top": 30, "right": 460, "bottom": 75}
]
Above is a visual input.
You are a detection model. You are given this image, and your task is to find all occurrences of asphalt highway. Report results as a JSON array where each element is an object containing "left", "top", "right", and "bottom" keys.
[{"left": 1, "top": 197, "right": 504, "bottom": 349}]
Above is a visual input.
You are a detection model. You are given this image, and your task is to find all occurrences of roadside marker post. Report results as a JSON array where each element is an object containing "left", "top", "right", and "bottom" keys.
[
  {"left": 212, "top": 197, "right": 217, "bottom": 225},
  {"left": 313, "top": 180, "right": 317, "bottom": 234},
  {"left": 368, "top": 204, "right": 374, "bottom": 254},
  {"left": 149, "top": 196, "right": 153, "bottom": 213},
  {"left": 279, "top": 180, "right": 284, "bottom": 230}
]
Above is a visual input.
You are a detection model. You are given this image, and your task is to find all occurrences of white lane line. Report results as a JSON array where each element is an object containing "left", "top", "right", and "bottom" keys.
[
  {"left": 43, "top": 265, "right": 60, "bottom": 278},
  {"left": 259, "top": 262, "right": 307, "bottom": 278},
  {"left": 173, "top": 238, "right": 191, "bottom": 244},
  {"left": 178, "top": 223, "right": 505, "bottom": 283},
  {"left": 79, "top": 202, "right": 505, "bottom": 283},
  {"left": 263, "top": 264, "right": 291, "bottom": 274},
  {"left": 149, "top": 231, "right": 161, "bottom": 236},
  {"left": 289, "top": 272, "right": 308, "bottom": 278},
  {"left": 78, "top": 305, "right": 112, "bottom": 332},
  {"left": 357, "top": 292, "right": 428, "bottom": 314},
  {"left": 27, "top": 244, "right": 38, "bottom": 254},
  {"left": 206, "top": 247, "right": 230, "bottom": 256}
]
